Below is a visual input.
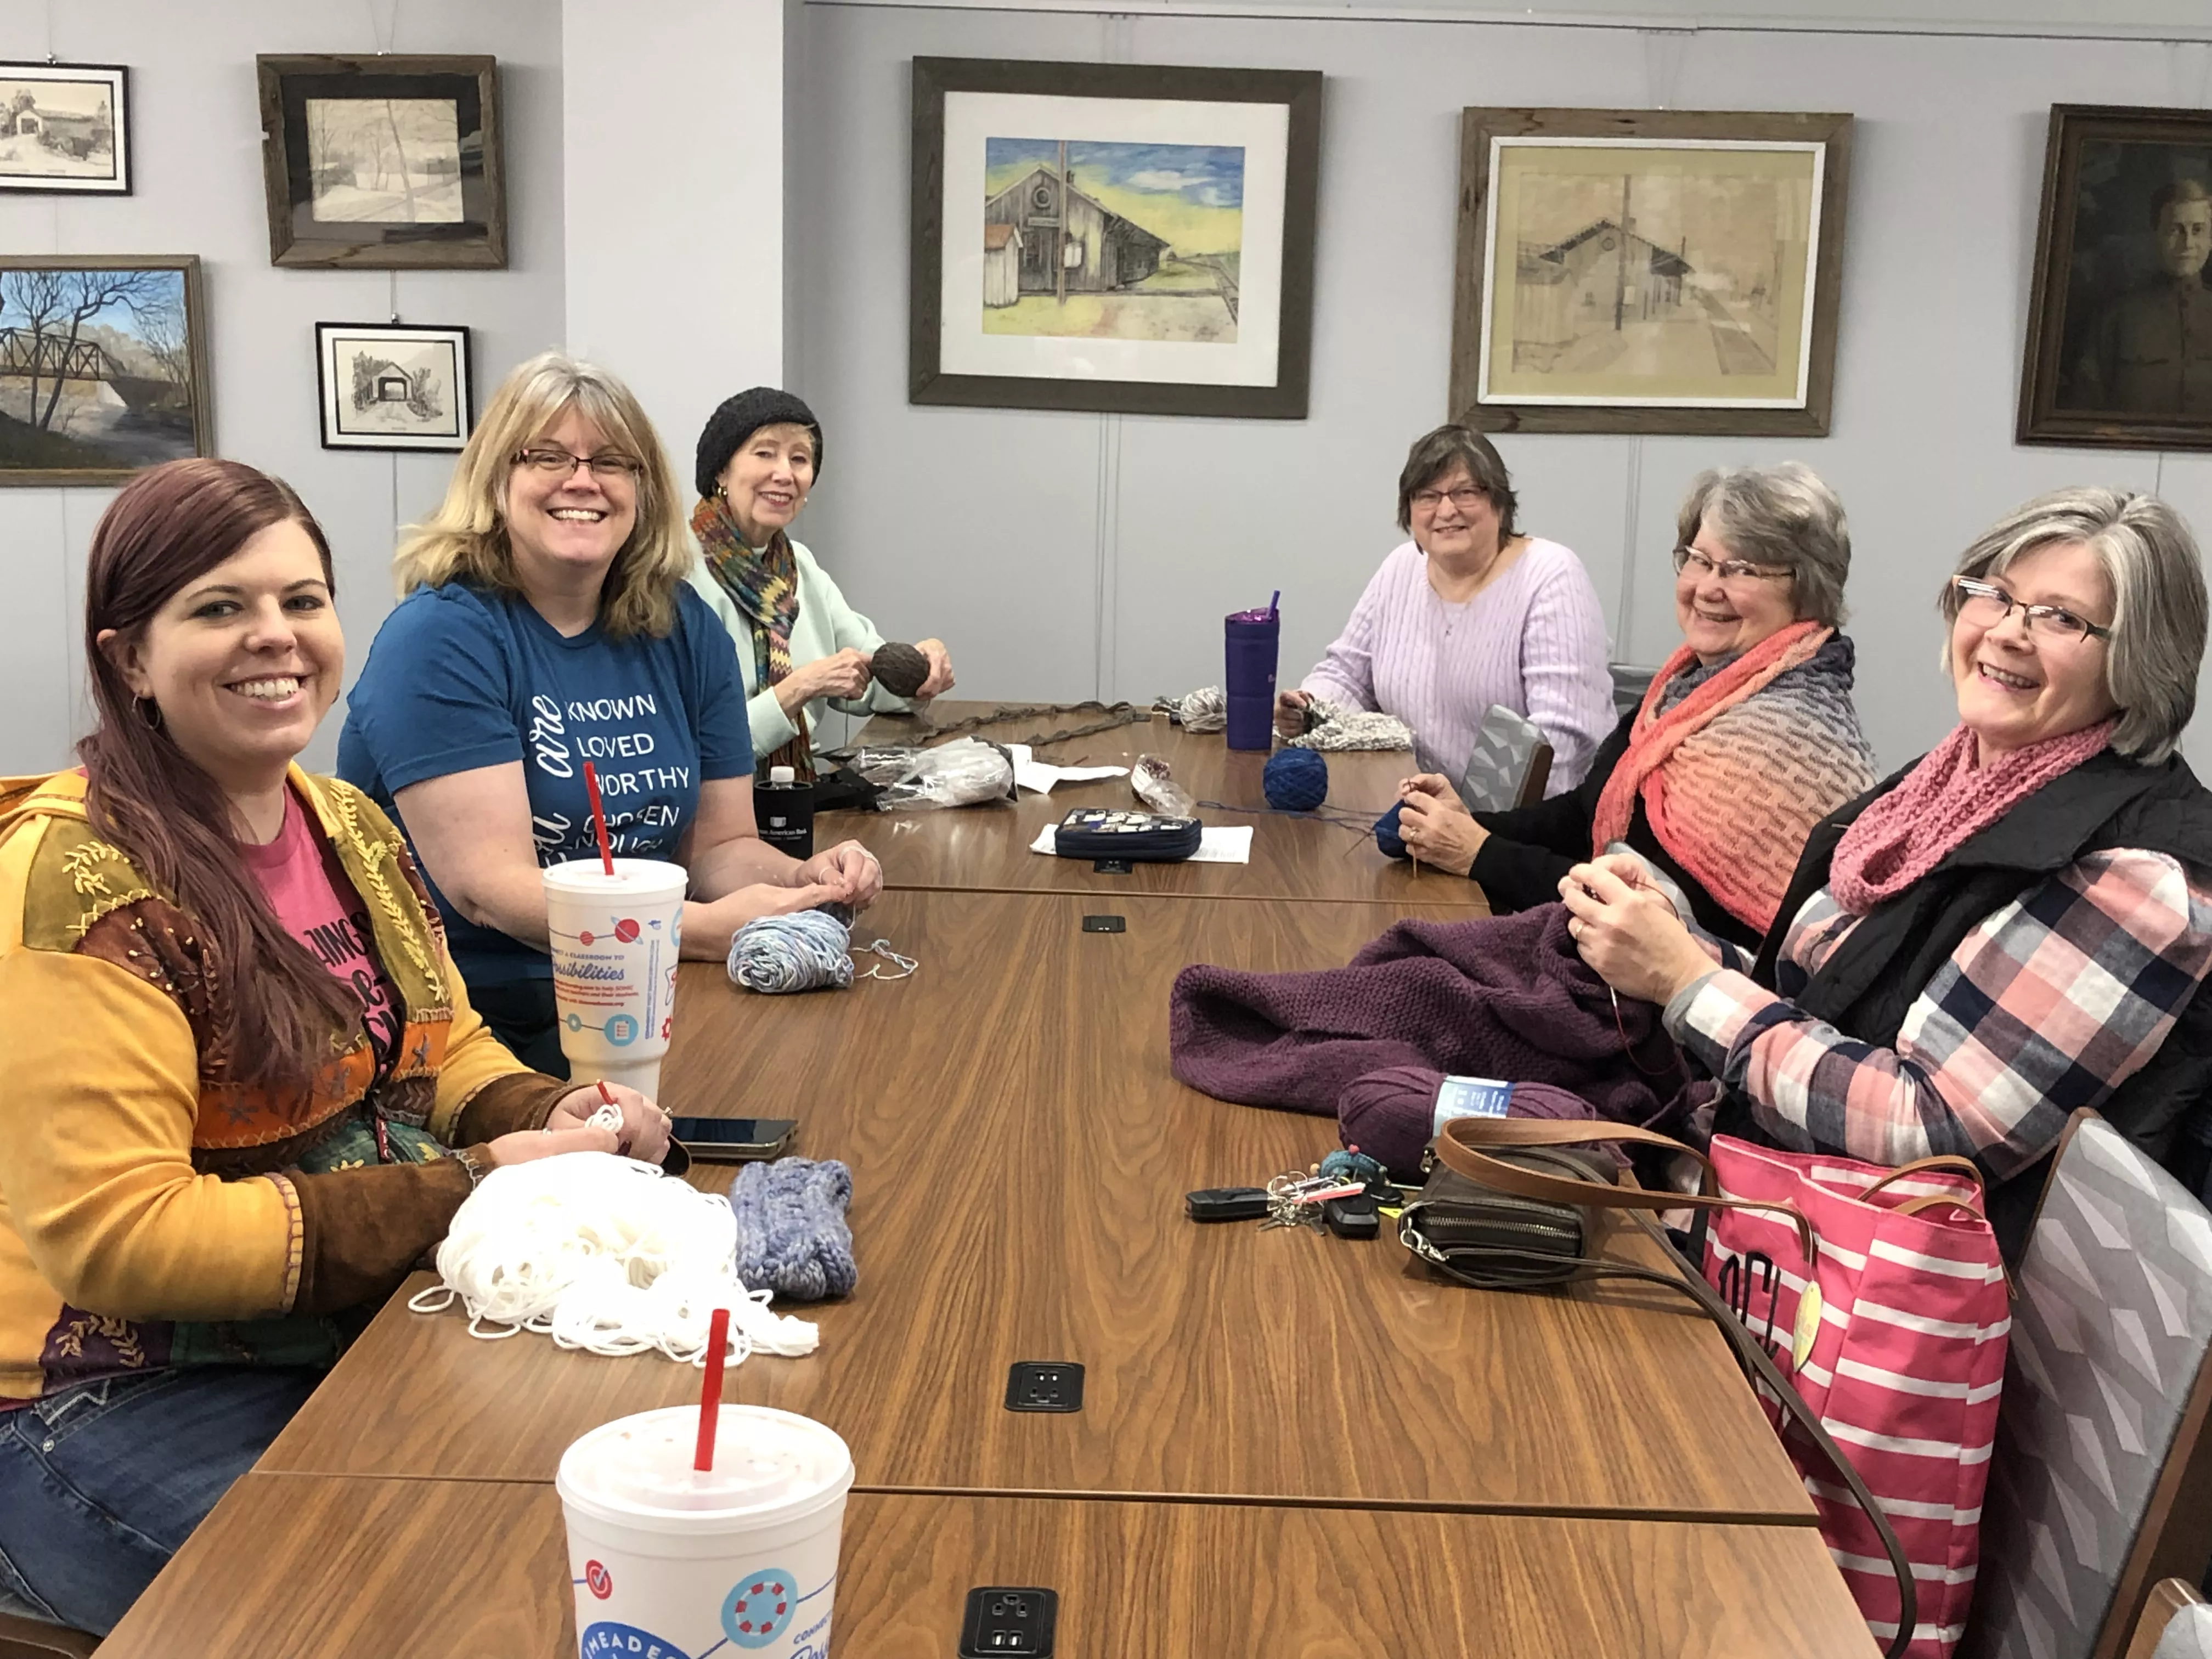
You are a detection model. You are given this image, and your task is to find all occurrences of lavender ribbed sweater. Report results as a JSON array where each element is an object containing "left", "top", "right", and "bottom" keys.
[{"left": 1299, "top": 538, "right": 1615, "bottom": 795}]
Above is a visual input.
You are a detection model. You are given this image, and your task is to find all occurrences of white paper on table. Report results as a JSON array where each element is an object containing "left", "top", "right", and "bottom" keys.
[
  {"left": 1028, "top": 825, "right": 1254, "bottom": 864},
  {"left": 1008, "top": 742, "right": 1130, "bottom": 794}
]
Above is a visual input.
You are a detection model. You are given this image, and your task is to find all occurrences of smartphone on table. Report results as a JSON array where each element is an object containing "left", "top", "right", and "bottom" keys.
[{"left": 667, "top": 1116, "right": 798, "bottom": 1163}]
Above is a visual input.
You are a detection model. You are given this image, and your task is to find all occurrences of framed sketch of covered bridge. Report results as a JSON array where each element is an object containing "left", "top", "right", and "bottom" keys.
[
  {"left": 910, "top": 57, "right": 1322, "bottom": 419},
  {"left": 1449, "top": 108, "right": 1853, "bottom": 437}
]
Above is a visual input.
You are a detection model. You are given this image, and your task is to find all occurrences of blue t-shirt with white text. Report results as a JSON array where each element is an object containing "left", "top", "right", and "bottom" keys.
[{"left": 336, "top": 582, "right": 753, "bottom": 986}]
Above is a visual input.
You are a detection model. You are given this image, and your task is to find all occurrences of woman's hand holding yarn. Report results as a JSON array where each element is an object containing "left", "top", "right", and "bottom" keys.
[
  {"left": 1393, "top": 789, "right": 1486, "bottom": 876},
  {"left": 774, "top": 647, "right": 872, "bottom": 714},
  {"left": 486, "top": 1121, "right": 620, "bottom": 1168},
  {"left": 799, "top": 840, "right": 881, "bottom": 908},
  {"left": 913, "top": 638, "right": 956, "bottom": 698},
  {"left": 1556, "top": 859, "right": 1716, "bottom": 1006},
  {"left": 1397, "top": 772, "right": 1471, "bottom": 815},
  {"left": 546, "top": 1081, "right": 672, "bottom": 1164},
  {"left": 1273, "top": 688, "right": 1313, "bottom": 739}
]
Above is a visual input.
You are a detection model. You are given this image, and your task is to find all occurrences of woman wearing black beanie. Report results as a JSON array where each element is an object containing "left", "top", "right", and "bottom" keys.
[{"left": 687, "top": 388, "right": 954, "bottom": 776}]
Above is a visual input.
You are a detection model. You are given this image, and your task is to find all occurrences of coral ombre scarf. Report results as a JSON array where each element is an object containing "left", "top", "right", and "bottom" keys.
[
  {"left": 1828, "top": 718, "right": 2116, "bottom": 915},
  {"left": 1591, "top": 620, "right": 1875, "bottom": 933}
]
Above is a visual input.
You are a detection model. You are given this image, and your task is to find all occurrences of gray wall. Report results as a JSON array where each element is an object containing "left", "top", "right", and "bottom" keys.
[
  {"left": 0, "top": 0, "right": 566, "bottom": 777},
  {"left": 787, "top": 7, "right": 2212, "bottom": 772}
]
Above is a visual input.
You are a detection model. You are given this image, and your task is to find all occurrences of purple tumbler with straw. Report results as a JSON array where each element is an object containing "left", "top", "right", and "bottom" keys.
[{"left": 1224, "top": 591, "right": 1280, "bottom": 752}]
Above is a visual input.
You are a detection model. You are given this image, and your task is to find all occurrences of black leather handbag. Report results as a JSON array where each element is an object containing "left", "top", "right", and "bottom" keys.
[{"left": 1396, "top": 1144, "right": 1617, "bottom": 1290}]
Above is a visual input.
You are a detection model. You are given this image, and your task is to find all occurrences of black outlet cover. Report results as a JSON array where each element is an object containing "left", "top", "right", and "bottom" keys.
[
  {"left": 1004, "top": 1361, "right": 1084, "bottom": 1413},
  {"left": 960, "top": 1585, "right": 1059, "bottom": 1656},
  {"left": 1092, "top": 857, "right": 1132, "bottom": 873},
  {"left": 1080, "top": 914, "right": 1125, "bottom": 933}
]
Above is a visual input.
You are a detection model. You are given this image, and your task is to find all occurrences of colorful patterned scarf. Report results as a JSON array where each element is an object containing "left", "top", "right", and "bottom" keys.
[
  {"left": 693, "top": 493, "right": 811, "bottom": 779},
  {"left": 1827, "top": 716, "right": 2115, "bottom": 915},
  {"left": 1592, "top": 620, "right": 1876, "bottom": 933}
]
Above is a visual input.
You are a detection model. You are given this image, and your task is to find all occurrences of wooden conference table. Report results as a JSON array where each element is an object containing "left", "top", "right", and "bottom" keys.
[{"left": 100, "top": 706, "right": 1874, "bottom": 1658}]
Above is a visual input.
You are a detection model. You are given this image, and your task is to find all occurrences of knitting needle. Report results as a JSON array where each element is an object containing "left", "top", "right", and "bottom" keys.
[{"left": 695, "top": 1306, "right": 732, "bottom": 1472}]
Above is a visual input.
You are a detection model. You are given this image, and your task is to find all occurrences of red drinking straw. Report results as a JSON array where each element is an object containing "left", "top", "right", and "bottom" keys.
[
  {"left": 695, "top": 1306, "right": 731, "bottom": 1472},
  {"left": 581, "top": 761, "right": 616, "bottom": 876}
]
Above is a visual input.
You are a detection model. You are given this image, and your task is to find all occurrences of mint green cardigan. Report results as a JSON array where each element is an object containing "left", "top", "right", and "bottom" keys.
[{"left": 685, "top": 537, "right": 918, "bottom": 760}]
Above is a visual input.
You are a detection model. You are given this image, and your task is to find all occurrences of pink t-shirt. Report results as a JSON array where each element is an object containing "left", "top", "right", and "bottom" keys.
[{"left": 237, "top": 787, "right": 403, "bottom": 1072}]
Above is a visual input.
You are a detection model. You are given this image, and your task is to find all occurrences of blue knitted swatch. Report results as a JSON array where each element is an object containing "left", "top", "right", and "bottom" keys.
[{"left": 729, "top": 1156, "right": 856, "bottom": 1302}]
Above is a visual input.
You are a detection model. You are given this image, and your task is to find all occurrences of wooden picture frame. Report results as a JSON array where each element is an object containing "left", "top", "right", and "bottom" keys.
[
  {"left": 910, "top": 57, "right": 1322, "bottom": 420},
  {"left": 256, "top": 54, "right": 506, "bottom": 269},
  {"left": 0, "top": 61, "right": 130, "bottom": 195},
  {"left": 2018, "top": 105, "right": 2212, "bottom": 452},
  {"left": 1449, "top": 108, "right": 1853, "bottom": 437},
  {"left": 0, "top": 254, "right": 211, "bottom": 487},
  {"left": 315, "top": 321, "right": 473, "bottom": 452}
]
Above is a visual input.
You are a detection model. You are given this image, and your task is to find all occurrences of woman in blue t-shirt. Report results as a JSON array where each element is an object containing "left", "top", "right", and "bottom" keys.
[{"left": 339, "top": 352, "right": 881, "bottom": 1072}]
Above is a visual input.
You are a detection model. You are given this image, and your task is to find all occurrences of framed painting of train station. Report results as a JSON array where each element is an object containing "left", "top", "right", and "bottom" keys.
[
  {"left": 1449, "top": 109, "right": 1853, "bottom": 437},
  {"left": 0, "top": 255, "right": 210, "bottom": 487},
  {"left": 910, "top": 57, "right": 1321, "bottom": 419}
]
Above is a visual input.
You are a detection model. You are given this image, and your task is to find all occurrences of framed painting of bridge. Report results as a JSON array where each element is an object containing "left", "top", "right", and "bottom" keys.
[
  {"left": 1449, "top": 109, "right": 1853, "bottom": 437},
  {"left": 909, "top": 58, "right": 1322, "bottom": 419},
  {"left": 315, "top": 321, "right": 473, "bottom": 452},
  {"left": 0, "top": 61, "right": 129, "bottom": 195},
  {"left": 0, "top": 255, "right": 210, "bottom": 487},
  {"left": 256, "top": 55, "right": 506, "bottom": 269}
]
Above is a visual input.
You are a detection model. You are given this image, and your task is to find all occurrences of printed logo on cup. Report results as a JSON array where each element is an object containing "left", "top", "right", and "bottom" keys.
[
  {"left": 584, "top": 1560, "right": 614, "bottom": 1600},
  {"left": 722, "top": 1570, "right": 798, "bottom": 1646},
  {"left": 580, "top": 1621, "right": 693, "bottom": 1658}
]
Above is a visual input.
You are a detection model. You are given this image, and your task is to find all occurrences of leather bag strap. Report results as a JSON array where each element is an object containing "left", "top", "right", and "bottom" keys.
[{"left": 1859, "top": 1154, "right": 1986, "bottom": 1207}]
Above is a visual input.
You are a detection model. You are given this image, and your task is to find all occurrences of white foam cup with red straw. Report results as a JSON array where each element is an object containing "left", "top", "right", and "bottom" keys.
[
  {"left": 543, "top": 761, "right": 686, "bottom": 1101},
  {"left": 557, "top": 1307, "right": 854, "bottom": 1659}
]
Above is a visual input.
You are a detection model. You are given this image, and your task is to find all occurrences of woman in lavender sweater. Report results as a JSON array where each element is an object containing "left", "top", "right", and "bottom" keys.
[{"left": 1276, "top": 426, "right": 1613, "bottom": 795}]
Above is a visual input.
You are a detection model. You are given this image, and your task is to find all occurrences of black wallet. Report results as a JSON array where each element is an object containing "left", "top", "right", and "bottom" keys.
[
  {"left": 1052, "top": 808, "right": 1203, "bottom": 862},
  {"left": 1396, "top": 1145, "right": 1615, "bottom": 1290}
]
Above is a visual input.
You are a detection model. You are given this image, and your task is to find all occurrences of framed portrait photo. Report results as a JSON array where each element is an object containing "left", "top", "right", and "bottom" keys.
[
  {"left": 910, "top": 57, "right": 1322, "bottom": 419},
  {"left": 0, "top": 61, "right": 129, "bottom": 194},
  {"left": 2019, "top": 105, "right": 2212, "bottom": 451},
  {"left": 315, "top": 321, "right": 472, "bottom": 452},
  {"left": 1449, "top": 108, "right": 1853, "bottom": 437},
  {"left": 256, "top": 54, "right": 505, "bottom": 268},
  {"left": 0, "top": 255, "right": 210, "bottom": 487}
]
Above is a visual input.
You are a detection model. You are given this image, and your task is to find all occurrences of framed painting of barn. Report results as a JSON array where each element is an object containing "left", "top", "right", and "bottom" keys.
[
  {"left": 256, "top": 54, "right": 506, "bottom": 269},
  {"left": 1449, "top": 109, "right": 1853, "bottom": 437},
  {"left": 910, "top": 57, "right": 1322, "bottom": 419},
  {"left": 0, "top": 255, "right": 211, "bottom": 487},
  {"left": 0, "top": 61, "right": 130, "bottom": 194}
]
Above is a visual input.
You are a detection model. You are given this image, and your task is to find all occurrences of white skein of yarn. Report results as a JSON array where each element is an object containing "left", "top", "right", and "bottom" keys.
[{"left": 407, "top": 1152, "right": 819, "bottom": 1365}]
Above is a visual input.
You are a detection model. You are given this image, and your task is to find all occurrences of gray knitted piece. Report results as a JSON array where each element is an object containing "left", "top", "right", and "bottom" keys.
[
  {"left": 729, "top": 1156, "right": 856, "bottom": 1301},
  {"left": 1168, "top": 684, "right": 1228, "bottom": 733},
  {"left": 1286, "top": 697, "right": 1414, "bottom": 752}
]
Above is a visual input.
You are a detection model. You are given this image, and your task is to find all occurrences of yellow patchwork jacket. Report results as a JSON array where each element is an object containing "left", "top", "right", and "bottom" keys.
[{"left": 0, "top": 766, "right": 569, "bottom": 1403}]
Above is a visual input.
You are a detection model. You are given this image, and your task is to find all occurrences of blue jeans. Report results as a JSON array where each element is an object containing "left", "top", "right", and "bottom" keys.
[{"left": 0, "top": 1365, "right": 320, "bottom": 1634}]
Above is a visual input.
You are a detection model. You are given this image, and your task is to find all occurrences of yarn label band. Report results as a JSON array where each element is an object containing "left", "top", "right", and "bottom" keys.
[{"left": 1432, "top": 1075, "right": 1513, "bottom": 1131}]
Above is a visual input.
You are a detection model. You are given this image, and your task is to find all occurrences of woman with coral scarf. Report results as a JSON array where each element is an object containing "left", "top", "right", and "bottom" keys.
[
  {"left": 1396, "top": 463, "right": 1876, "bottom": 950},
  {"left": 1565, "top": 487, "right": 2212, "bottom": 1258}
]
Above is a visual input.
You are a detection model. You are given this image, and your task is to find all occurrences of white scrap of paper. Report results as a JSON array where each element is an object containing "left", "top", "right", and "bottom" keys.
[
  {"left": 1008, "top": 743, "right": 1130, "bottom": 795},
  {"left": 1029, "top": 825, "right": 1253, "bottom": 864}
]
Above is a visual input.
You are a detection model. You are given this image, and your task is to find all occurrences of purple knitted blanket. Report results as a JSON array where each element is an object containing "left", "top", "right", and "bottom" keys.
[{"left": 1169, "top": 904, "right": 1687, "bottom": 1121}]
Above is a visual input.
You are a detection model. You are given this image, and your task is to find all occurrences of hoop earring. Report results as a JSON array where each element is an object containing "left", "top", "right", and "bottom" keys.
[{"left": 134, "top": 696, "right": 163, "bottom": 732}]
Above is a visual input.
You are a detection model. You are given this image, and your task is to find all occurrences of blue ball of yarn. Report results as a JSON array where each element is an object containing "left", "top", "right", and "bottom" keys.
[
  {"left": 1263, "top": 746, "right": 1330, "bottom": 811},
  {"left": 1374, "top": 801, "right": 1410, "bottom": 859}
]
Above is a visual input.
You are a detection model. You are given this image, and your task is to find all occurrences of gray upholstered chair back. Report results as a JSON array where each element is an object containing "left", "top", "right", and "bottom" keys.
[
  {"left": 1457, "top": 704, "right": 1552, "bottom": 812},
  {"left": 2153, "top": 1602, "right": 2212, "bottom": 1659},
  {"left": 1965, "top": 1113, "right": 2212, "bottom": 1659},
  {"left": 1609, "top": 662, "right": 1658, "bottom": 719}
]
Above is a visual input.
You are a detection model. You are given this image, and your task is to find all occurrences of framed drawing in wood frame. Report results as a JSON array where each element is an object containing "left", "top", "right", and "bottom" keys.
[
  {"left": 1449, "top": 108, "right": 1853, "bottom": 437},
  {"left": 0, "top": 254, "right": 211, "bottom": 487},
  {"left": 2018, "top": 105, "right": 2212, "bottom": 452},
  {"left": 910, "top": 57, "right": 1322, "bottom": 419},
  {"left": 0, "top": 60, "right": 131, "bottom": 194},
  {"left": 315, "top": 321, "right": 473, "bottom": 452},
  {"left": 256, "top": 54, "right": 506, "bottom": 269}
]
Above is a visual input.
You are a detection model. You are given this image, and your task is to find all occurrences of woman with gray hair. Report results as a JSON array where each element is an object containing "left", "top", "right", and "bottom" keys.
[
  {"left": 1398, "top": 462, "right": 1876, "bottom": 950},
  {"left": 1563, "top": 486, "right": 2212, "bottom": 1256},
  {"left": 1275, "top": 424, "right": 1613, "bottom": 793}
]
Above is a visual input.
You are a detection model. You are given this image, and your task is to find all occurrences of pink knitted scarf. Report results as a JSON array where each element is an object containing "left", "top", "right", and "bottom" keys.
[{"left": 1827, "top": 718, "right": 2116, "bottom": 915}]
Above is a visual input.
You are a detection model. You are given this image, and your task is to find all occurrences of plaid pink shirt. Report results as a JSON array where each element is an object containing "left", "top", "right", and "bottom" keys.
[{"left": 1663, "top": 849, "right": 2212, "bottom": 1178}]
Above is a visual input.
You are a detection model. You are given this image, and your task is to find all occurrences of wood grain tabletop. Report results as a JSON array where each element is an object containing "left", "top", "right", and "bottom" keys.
[
  {"left": 256, "top": 889, "right": 1811, "bottom": 1525},
  {"left": 100, "top": 1475, "right": 1878, "bottom": 1659}
]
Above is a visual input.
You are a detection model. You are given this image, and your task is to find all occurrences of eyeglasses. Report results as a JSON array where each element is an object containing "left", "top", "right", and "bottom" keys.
[
  {"left": 1673, "top": 546, "right": 1794, "bottom": 585},
  {"left": 512, "top": 445, "right": 643, "bottom": 481},
  {"left": 1950, "top": 575, "right": 2112, "bottom": 644},
  {"left": 1410, "top": 486, "right": 1488, "bottom": 515}
]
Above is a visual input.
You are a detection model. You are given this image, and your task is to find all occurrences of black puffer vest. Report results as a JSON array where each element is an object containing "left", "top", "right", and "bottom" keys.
[{"left": 1717, "top": 748, "right": 2212, "bottom": 1259}]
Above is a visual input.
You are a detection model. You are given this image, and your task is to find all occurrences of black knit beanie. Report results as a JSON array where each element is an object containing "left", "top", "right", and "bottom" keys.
[{"left": 695, "top": 387, "right": 824, "bottom": 500}]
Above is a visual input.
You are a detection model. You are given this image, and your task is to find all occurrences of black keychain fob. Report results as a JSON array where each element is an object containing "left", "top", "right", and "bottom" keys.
[{"left": 1185, "top": 1187, "right": 1271, "bottom": 1222}]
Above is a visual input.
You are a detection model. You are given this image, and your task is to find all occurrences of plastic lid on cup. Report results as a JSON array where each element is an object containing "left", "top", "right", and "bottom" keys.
[
  {"left": 768, "top": 765, "right": 796, "bottom": 785},
  {"left": 540, "top": 856, "right": 690, "bottom": 897},
  {"left": 558, "top": 1406, "right": 855, "bottom": 1535}
]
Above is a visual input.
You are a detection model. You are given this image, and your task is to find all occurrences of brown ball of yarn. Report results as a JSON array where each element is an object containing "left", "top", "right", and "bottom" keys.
[{"left": 871, "top": 641, "right": 931, "bottom": 699}]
